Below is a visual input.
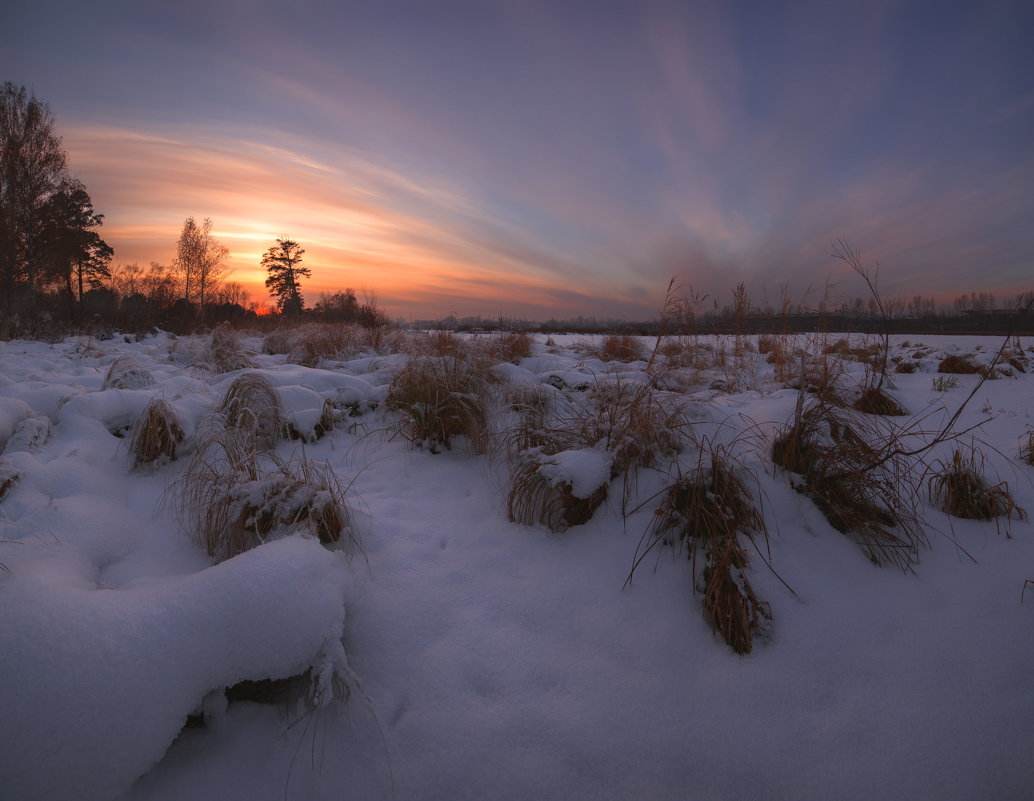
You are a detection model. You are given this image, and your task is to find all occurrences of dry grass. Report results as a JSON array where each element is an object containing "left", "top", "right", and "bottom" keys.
[
  {"left": 167, "top": 425, "right": 360, "bottom": 561},
  {"left": 385, "top": 355, "right": 491, "bottom": 453},
  {"left": 772, "top": 396, "right": 927, "bottom": 571},
  {"left": 937, "top": 354, "right": 980, "bottom": 374},
  {"left": 894, "top": 360, "right": 917, "bottom": 374},
  {"left": 600, "top": 334, "right": 644, "bottom": 362},
  {"left": 217, "top": 373, "right": 284, "bottom": 449},
  {"left": 209, "top": 322, "right": 254, "bottom": 373},
  {"left": 628, "top": 444, "right": 770, "bottom": 654},
  {"left": 932, "top": 375, "right": 960, "bottom": 392},
  {"left": 853, "top": 387, "right": 908, "bottom": 416},
  {"left": 484, "top": 332, "right": 535, "bottom": 364},
  {"left": 928, "top": 448, "right": 1026, "bottom": 531},
  {"left": 1021, "top": 431, "right": 1034, "bottom": 467},
  {"left": 129, "top": 398, "right": 185, "bottom": 468},
  {"left": 103, "top": 356, "right": 155, "bottom": 390},
  {"left": 506, "top": 454, "right": 609, "bottom": 533},
  {"left": 288, "top": 324, "right": 362, "bottom": 367}
]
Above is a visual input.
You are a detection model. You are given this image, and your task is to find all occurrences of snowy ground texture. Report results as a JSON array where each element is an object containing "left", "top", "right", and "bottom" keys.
[{"left": 1, "top": 328, "right": 1032, "bottom": 801}]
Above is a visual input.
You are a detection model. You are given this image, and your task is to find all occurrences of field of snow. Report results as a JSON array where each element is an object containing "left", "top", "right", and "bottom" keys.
[{"left": 1, "top": 328, "right": 1032, "bottom": 801}]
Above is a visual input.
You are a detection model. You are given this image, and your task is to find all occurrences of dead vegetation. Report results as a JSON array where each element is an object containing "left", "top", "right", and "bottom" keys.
[
  {"left": 928, "top": 447, "right": 1026, "bottom": 531},
  {"left": 771, "top": 394, "right": 928, "bottom": 571},
  {"left": 385, "top": 355, "right": 491, "bottom": 454},
  {"left": 103, "top": 356, "right": 155, "bottom": 390},
  {"left": 166, "top": 424, "right": 360, "bottom": 562},
  {"left": 937, "top": 354, "right": 980, "bottom": 374},
  {"left": 628, "top": 443, "right": 770, "bottom": 654},
  {"left": 217, "top": 373, "right": 284, "bottom": 449},
  {"left": 209, "top": 321, "right": 254, "bottom": 373},
  {"left": 129, "top": 398, "right": 185, "bottom": 468}
]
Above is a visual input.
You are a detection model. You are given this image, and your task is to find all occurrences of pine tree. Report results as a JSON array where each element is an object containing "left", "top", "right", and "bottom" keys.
[{"left": 262, "top": 238, "right": 310, "bottom": 316}]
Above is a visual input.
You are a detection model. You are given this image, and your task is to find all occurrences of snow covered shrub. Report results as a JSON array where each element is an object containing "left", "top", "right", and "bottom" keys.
[
  {"left": 894, "top": 360, "right": 917, "bottom": 374},
  {"left": 168, "top": 427, "right": 360, "bottom": 561},
  {"left": 385, "top": 355, "right": 490, "bottom": 453},
  {"left": 853, "top": 387, "right": 908, "bottom": 416},
  {"left": 507, "top": 448, "right": 611, "bottom": 533},
  {"left": 209, "top": 321, "right": 254, "bottom": 373},
  {"left": 937, "top": 354, "right": 980, "bottom": 374},
  {"left": 628, "top": 444, "right": 769, "bottom": 654},
  {"left": 928, "top": 448, "right": 1026, "bottom": 531},
  {"left": 103, "top": 356, "right": 155, "bottom": 390},
  {"left": 218, "top": 372, "right": 284, "bottom": 449},
  {"left": 772, "top": 395, "right": 927, "bottom": 571},
  {"left": 129, "top": 398, "right": 185, "bottom": 468}
]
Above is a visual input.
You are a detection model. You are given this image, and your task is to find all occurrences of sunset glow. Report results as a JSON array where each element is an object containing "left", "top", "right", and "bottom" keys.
[{"left": 6, "top": 1, "right": 1033, "bottom": 319}]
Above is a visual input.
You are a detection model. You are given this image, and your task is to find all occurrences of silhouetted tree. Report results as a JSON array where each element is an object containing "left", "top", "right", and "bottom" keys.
[
  {"left": 175, "top": 216, "right": 229, "bottom": 321},
  {"left": 262, "top": 238, "right": 309, "bottom": 317},
  {"left": 0, "top": 82, "right": 69, "bottom": 328},
  {"left": 41, "top": 180, "right": 113, "bottom": 322}
]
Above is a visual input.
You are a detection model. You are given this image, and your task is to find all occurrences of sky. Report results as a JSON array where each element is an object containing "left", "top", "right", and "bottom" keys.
[{"left": 4, "top": 0, "right": 1033, "bottom": 321}]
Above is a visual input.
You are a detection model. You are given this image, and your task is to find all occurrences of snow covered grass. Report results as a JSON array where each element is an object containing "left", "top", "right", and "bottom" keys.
[{"left": 0, "top": 328, "right": 1033, "bottom": 800}]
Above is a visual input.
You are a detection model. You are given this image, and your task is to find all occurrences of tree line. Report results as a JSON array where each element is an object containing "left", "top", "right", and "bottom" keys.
[{"left": 0, "top": 83, "right": 385, "bottom": 337}]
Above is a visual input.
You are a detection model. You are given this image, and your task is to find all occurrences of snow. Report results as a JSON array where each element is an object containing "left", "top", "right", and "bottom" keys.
[{"left": 0, "top": 330, "right": 1032, "bottom": 801}]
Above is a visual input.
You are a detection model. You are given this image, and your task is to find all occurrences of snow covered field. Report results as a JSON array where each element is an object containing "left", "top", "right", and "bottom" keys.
[{"left": 1, "top": 328, "right": 1032, "bottom": 801}]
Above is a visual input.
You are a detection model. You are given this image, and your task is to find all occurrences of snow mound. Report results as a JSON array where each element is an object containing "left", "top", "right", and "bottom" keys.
[
  {"left": 536, "top": 447, "right": 613, "bottom": 499},
  {"left": 0, "top": 536, "right": 349, "bottom": 801}
]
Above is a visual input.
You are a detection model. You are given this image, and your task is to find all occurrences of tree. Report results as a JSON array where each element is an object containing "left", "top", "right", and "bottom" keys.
[
  {"left": 41, "top": 180, "right": 113, "bottom": 322},
  {"left": 262, "top": 238, "right": 310, "bottom": 316},
  {"left": 0, "top": 82, "right": 69, "bottom": 326},
  {"left": 175, "top": 216, "right": 230, "bottom": 321}
]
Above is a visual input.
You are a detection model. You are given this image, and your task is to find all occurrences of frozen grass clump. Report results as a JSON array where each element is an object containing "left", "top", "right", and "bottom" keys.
[
  {"left": 128, "top": 398, "right": 185, "bottom": 468},
  {"left": 385, "top": 355, "right": 491, "bottom": 453},
  {"left": 928, "top": 448, "right": 1026, "bottom": 531},
  {"left": 209, "top": 321, "right": 255, "bottom": 373},
  {"left": 600, "top": 334, "right": 644, "bottom": 362},
  {"left": 853, "top": 387, "right": 908, "bottom": 416},
  {"left": 629, "top": 444, "right": 770, "bottom": 654},
  {"left": 772, "top": 395, "right": 927, "bottom": 571},
  {"left": 484, "top": 332, "right": 535, "bottom": 364},
  {"left": 217, "top": 372, "right": 284, "bottom": 449},
  {"left": 2, "top": 414, "right": 51, "bottom": 455},
  {"left": 507, "top": 447, "right": 611, "bottom": 533},
  {"left": 167, "top": 425, "right": 360, "bottom": 562},
  {"left": 103, "top": 356, "right": 156, "bottom": 390},
  {"left": 937, "top": 354, "right": 980, "bottom": 374}
]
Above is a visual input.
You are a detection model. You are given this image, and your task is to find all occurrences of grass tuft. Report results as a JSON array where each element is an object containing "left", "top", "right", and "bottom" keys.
[
  {"left": 217, "top": 373, "right": 284, "bottom": 449},
  {"left": 103, "top": 356, "right": 155, "bottom": 390},
  {"left": 166, "top": 425, "right": 361, "bottom": 561},
  {"left": 853, "top": 387, "right": 908, "bottom": 416},
  {"left": 385, "top": 355, "right": 490, "bottom": 453},
  {"left": 209, "top": 322, "right": 254, "bottom": 373},
  {"left": 629, "top": 444, "right": 770, "bottom": 654},
  {"left": 772, "top": 396, "right": 927, "bottom": 571},
  {"left": 937, "top": 354, "right": 980, "bottom": 374},
  {"left": 928, "top": 448, "right": 1026, "bottom": 531},
  {"left": 129, "top": 398, "right": 185, "bottom": 468}
]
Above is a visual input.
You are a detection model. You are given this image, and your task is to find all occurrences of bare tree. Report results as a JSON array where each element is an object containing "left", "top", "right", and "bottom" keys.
[{"left": 175, "top": 216, "right": 230, "bottom": 321}]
